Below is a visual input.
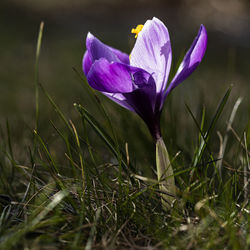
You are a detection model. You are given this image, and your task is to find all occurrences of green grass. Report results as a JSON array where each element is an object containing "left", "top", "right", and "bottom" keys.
[{"left": 0, "top": 23, "right": 249, "bottom": 250}]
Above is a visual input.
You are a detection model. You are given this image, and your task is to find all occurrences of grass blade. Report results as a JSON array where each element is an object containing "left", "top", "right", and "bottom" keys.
[
  {"left": 75, "top": 104, "right": 135, "bottom": 175},
  {"left": 35, "top": 21, "right": 44, "bottom": 131}
]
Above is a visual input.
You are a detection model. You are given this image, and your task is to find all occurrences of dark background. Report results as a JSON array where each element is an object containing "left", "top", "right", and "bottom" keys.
[{"left": 0, "top": 0, "right": 249, "bottom": 162}]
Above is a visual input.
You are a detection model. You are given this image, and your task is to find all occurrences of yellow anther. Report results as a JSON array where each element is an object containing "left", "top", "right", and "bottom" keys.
[{"left": 131, "top": 24, "right": 144, "bottom": 38}]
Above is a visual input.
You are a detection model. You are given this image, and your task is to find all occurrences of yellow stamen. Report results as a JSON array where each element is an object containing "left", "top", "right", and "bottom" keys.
[{"left": 131, "top": 24, "right": 144, "bottom": 38}]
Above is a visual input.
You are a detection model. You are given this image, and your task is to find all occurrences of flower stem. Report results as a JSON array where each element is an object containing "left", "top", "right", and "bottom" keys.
[{"left": 156, "top": 137, "right": 176, "bottom": 209}]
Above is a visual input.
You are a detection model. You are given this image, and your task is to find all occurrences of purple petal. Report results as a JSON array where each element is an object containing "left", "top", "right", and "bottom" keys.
[
  {"left": 87, "top": 58, "right": 152, "bottom": 93},
  {"left": 123, "top": 76, "right": 158, "bottom": 137},
  {"left": 124, "top": 76, "right": 156, "bottom": 118},
  {"left": 82, "top": 51, "right": 92, "bottom": 75},
  {"left": 83, "top": 37, "right": 130, "bottom": 76},
  {"left": 165, "top": 25, "right": 207, "bottom": 97},
  {"left": 130, "top": 17, "right": 172, "bottom": 95},
  {"left": 86, "top": 32, "right": 118, "bottom": 63},
  {"left": 104, "top": 79, "right": 160, "bottom": 139},
  {"left": 109, "top": 47, "right": 130, "bottom": 65},
  {"left": 103, "top": 92, "right": 136, "bottom": 112},
  {"left": 86, "top": 32, "right": 130, "bottom": 65}
]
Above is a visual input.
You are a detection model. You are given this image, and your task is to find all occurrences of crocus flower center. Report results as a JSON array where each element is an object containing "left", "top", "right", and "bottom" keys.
[{"left": 131, "top": 24, "right": 144, "bottom": 38}]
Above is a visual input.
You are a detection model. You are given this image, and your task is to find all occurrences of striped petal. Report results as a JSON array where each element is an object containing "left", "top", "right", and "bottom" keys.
[
  {"left": 130, "top": 17, "right": 172, "bottom": 95},
  {"left": 165, "top": 25, "right": 207, "bottom": 97}
]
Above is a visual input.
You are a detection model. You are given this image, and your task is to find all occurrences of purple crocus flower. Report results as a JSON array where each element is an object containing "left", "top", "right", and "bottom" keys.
[{"left": 82, "top": 17, "right": 207, "bottom": 141}]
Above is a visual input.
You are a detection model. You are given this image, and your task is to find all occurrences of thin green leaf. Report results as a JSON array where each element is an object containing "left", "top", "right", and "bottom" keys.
[
  {"left": 75, "top": 104, "right": 135, "bottom": 174},
  {"left": 156, "top": 137, "right": 176, "bottom": 209},
  {"left": 35, "top": 21, "right": 44, "bottom": 131}
]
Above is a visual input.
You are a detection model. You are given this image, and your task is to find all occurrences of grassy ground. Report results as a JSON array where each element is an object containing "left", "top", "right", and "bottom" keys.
[
  {"left": 0, "top": 79, "right": 249, "bottom": 250},
  {"left": 0, "top": 10, "right": 249, "bottom": 250}
]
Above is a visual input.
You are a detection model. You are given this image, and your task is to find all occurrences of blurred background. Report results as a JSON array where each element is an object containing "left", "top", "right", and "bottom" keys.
[{"left": 0, "top": 0, "right": 249, "bottom": 168}]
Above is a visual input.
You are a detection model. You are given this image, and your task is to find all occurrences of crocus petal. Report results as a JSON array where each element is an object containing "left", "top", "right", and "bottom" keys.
[
  {"left": 103, "top": 92, "right": 136, "bottom": 112},
  {"left": 83, "top": 36, "right": 130, "bottom": 76},
  {"left": 86, "top": 32, "right": 118, "bottom": 63},
  {"left": 109, "top": 47, "right": 130, "bottom": 65},
  {"left": 104, "top": 80, "right": 160, "bottom": 139},
  {"left": 124, "top": 76, "right": 156, "bottom": 118},
  {"left": 87, "top": 58, "right": 152, "bottom": 93},
  {"left": 105, "top": 77, "right": 157, "bottom": 118},
  {"left": 165, "top": 24, "right": 207, "bottom": 97},
  {"left": 123, "top": 76, "right": 159, "bottom": 138},
  {"left": 82, "top": 51, "right": 93, "bottom": 75},
  {"left": 130, "top": 17, "right": 172, "bottom": 94},
  {"left": 86, "top": 32, "right": 130, "bottom": 65}
]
